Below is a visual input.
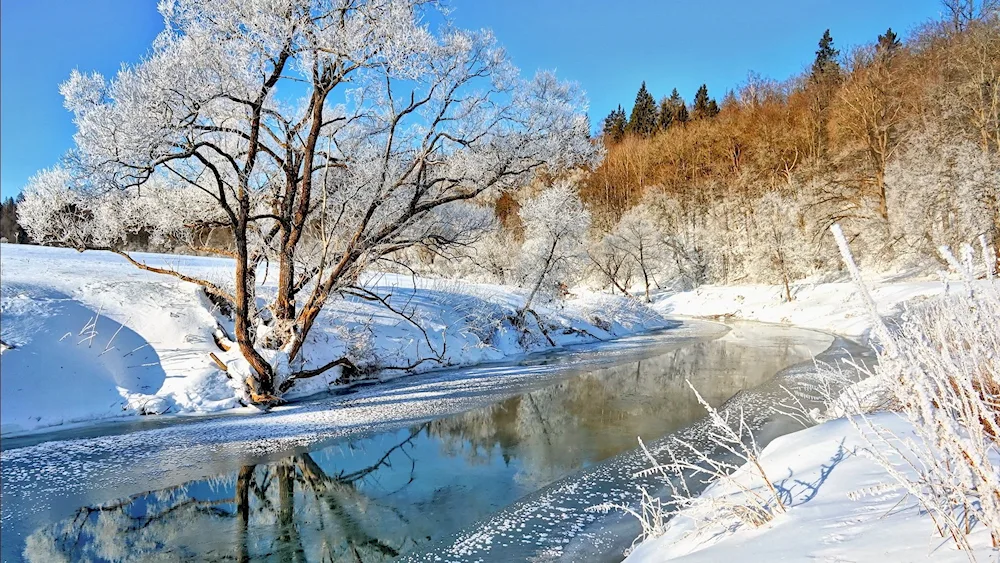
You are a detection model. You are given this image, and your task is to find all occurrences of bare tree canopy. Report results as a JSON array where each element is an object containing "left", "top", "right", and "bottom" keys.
[{"left": 19, "top": 0, "right": 598, "bottom": 402}]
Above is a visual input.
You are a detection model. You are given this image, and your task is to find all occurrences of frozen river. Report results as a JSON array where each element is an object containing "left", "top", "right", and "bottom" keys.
[{"left": 1, "top": 319, "right": 857, "bottom": 562}]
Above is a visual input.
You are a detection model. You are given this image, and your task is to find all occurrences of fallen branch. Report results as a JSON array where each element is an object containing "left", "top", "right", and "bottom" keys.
[
  {"left": 525, "top": 308, "right": 556, "bottom": 346},
  {"left": 212, "top": 323, "right": 232, "bottom": 352},
  {"left": 99, "top": 247, "right": 237, "bottom": 307},
  {"left": 280, "top": 356, "right": 359, "bottom": 393},
  {"left": 209, "top": 352, "right": 228, "bottom": 373}
]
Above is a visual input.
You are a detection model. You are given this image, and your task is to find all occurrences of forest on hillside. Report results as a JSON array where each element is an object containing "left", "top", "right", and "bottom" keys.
[
  {"left": 379, "top": 3, "right": 999, "bottom": 304},
  {"left": 577, "top": 8, "right": 999, "bottom": 298},
  {"left": 10, "top": 2, "right": 999, "bottom": 308}
]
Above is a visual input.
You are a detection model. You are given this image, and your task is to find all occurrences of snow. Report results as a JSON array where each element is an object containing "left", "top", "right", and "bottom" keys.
[
  {"left": 625, "top": 414, "right": 998, "bottom": 562},
  {"left": 654, "top": 274, "right": 951, "bottom": 338},
  {"left": 628, "top": 273, "right": 999, "bottom": 563},
  {"left": 0, "top": 243, "right": 668, "bottom": 435}
]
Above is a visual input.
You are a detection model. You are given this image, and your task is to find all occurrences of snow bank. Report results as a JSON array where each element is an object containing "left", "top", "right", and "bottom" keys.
[
  {"left": 0, "top": 244, "right": 668, "bottom": 435},
  {"left": 626, "top": 414, "right": 998, "bottom": 562},
  {"left": 654, "top": 276, "right": 949, "bottom": 338}
]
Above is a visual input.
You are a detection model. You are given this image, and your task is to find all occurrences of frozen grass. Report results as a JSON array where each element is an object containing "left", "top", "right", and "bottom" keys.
[
  {"left": 830, "top": 230, "right": 1000, "bottom": 554},
  {"left": 589, "top": 382, "right": 785, "bottom": 555},
  {"left": 620, "top": 228, "right": 999, "bottom": 561}
]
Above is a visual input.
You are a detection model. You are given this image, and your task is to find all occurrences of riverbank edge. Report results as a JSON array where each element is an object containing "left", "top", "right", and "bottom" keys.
[
  {"left": 627, "top": 278, "right": 999, "bottom": 562},
  {"left": 1, "top": 244, "right": 673, "bottom": 437}
]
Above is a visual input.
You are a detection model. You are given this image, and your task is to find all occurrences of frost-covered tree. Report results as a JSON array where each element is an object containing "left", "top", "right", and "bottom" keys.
[
  {"left": 749, "top": 192, "right": 812, "bottom": 302},
  {"left": 516, "top": 182, "right": 591, "bottom": 315},
  {"left": 607, "top": 204, "right": 663, "bottom": 302},
  {"left": 885, "top": 130, "right": 1000, "bottom": 259},
  {"left": 19, "top": 0, "right": 596, "bottom": 402}
]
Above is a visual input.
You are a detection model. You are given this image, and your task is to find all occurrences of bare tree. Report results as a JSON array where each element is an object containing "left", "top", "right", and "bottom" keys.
[
  {"left": 516, "top": 182, "right": 591, "bottom": 316},
  {"left": 942, "top": 0, "right": 1000, "bottom": 31},
  {"left": 19, "top": 0, "right": 596, "bottom": 402},
  {"left": 837, "top": 46, "right": 907, "bottom": 221}
]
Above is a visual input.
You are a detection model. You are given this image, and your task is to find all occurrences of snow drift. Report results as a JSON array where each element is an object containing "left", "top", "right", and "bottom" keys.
[{"left": 0, "top": 244, "right": 668, "bottom": 435}]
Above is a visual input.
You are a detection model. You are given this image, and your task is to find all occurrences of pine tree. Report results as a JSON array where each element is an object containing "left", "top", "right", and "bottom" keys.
[
  {"left": 658, "top": 96, "right": 674, "bottom": 130},
  {"left": 692, "top": 84, "right": 720, "bottom": 119},
  {"left": 627, "top": 81, "right": 659, "bottom": 137},
  {"left": 603, "top": 105, "right": 627, "bottom": 143},
  {"left": 0, "top": 196, "right": 27, "bottom": 244},
  {"left": 811, "top": 29, "right": 841, "bottom": 82},
  {"left": 808, "top": 30, "right": 840, "bottom": 161},
  {"left": 676, "top": 102, "right": 689, "bottom": 124},
  {"left": 707, "top": 98, "right": 720, "bottom": 117},
  {"left": 668, "top": 88, "right": 688, "bottom": 124},
  {"left": 876, "top": 27, "right": 902, "bottom": 59}
]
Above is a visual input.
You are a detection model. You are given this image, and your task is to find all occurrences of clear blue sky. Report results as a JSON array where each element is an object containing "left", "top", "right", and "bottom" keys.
[{"left": 0, "top": 0, "right": 945, "bottom": 200}]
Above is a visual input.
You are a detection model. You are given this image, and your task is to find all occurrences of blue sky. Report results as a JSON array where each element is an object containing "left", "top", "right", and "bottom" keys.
[{"left": 0, "top": 0, "right": 945, "bottom": 199}]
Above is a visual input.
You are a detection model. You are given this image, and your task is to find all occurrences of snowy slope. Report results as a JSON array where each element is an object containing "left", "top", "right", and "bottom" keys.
[
  {"left": 654, "top": 278, "right": 949, "bottom": 338},
  {"left": 0, "top": 244, "right": 668, "bottom": 435},
  {"left": 626, "top": 415, "right": 998, "bottom": 562}
]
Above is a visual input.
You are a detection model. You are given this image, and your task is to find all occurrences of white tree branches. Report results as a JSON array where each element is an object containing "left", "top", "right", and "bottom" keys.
[{"left": 19, "top": 0, "right": 597, "bottom": 401}]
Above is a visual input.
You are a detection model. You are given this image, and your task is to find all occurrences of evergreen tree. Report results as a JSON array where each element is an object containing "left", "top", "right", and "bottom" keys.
[
  {"left": 658, "top": 96, "right": 674, "bottom": 130},
  {"left": 811, "top": 29, "right": 841, "bottom": 81},
  {"left": 668, "top": 88, "right": 688, "bottom": 124},
  {"left": 876, "top": 27, "right": 902, "bottom": 59},
  {"left": 0, "top": 196, "right": 28, "bottom": 244},
  {"left": 676, "top": 102, "right": 689, "bottom": 124},
  {"left": 627, "top": 81, "right": 659, "bottom": 137},
  {"left": 692, "top": 84, "right": 720, "bottom": 119},
  {"left": 602, "top": 105, "right": 627, "bottom": 143},
  {"left": 707, "top": 98, "right": 720, "bottom": 117}
]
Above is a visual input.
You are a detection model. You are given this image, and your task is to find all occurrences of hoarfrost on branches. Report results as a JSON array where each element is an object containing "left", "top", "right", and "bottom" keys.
[{"left": 19, "top": 0, "right": 598, "bottom": 402}]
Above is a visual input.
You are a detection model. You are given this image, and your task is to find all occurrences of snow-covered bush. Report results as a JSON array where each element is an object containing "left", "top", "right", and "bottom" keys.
[
  {"left": 590, "top": 382, "right": 786, "bottom": 555},
  {"left": 832, "top": 225, "right": 1000, "bottom": 551},
  {"left": 515, "top": 181, "right": 592, "bottom": 314}
]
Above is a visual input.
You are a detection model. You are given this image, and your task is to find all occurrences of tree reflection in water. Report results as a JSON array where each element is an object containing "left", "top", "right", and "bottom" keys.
[
  {"left": 20, "top": 327, "right": 824, "bottom": 562},
  {"left": 25, "top": 425, "right": 428, "bottom": 562}
]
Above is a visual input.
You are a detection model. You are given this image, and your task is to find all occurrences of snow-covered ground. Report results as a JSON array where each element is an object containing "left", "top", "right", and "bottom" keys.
[
  {"left": 626, "top": 414, "right": 998, "bottom": 562},
  {"left": 654, "top": 275, "right": 948, "bottom": 338},
  {"left": 0, "top": 244, "right": 668, "bottom": 435},
  {"left": 631, "top": 272, "right": 1000, "bottom": 562}
]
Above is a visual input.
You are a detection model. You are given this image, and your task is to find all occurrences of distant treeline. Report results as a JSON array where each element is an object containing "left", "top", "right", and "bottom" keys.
[
  {"left": 1, "top": 196, "right": 29, "bottom": 244},
  {"left": 573, "top": 7, "right": 998, "bottom": 290}
]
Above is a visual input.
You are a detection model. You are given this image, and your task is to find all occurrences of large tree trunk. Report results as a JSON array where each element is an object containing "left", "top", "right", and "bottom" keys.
[{"left": 234, "top": 223, "right": 276, "bottom": 399}]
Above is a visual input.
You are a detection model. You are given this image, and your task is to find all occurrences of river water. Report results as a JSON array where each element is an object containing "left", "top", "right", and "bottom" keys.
[{"left": 0, "top": 320, "right": 855, "bottom": 562}]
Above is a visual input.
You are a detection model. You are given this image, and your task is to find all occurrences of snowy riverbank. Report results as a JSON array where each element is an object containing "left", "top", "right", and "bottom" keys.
[
  {"left": 0, "top": 244, "right": 668, "bottom": 435},
  {"left": 631, "top": 271, "right": 999, "bottom": 562},
  {"left": 626, "top": 414, "right": 998, "bottom": 562},
  {"left": 654, "top": 275, "right": 948, "bottom": 338}
]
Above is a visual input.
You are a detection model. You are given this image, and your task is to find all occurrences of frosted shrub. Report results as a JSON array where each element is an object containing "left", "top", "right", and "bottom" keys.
[
  {"left": 515, "top": 181, "right": 591, "bottom": 315},
  {"left": 832, "top": 224, "right": 1000, "bottom": 552},
  {"left": 589, "top": 382, "right": 785, "bottom": 554}
]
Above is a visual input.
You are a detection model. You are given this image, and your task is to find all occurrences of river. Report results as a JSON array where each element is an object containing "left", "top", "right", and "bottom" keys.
[{"left": 0, "top": 319, "right": 860, "bottom": 562}]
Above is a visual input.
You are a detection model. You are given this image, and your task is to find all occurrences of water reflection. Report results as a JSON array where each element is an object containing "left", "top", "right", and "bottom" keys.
[{"left": 16, "top": 324, "right": 831, "bottom": 562}]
